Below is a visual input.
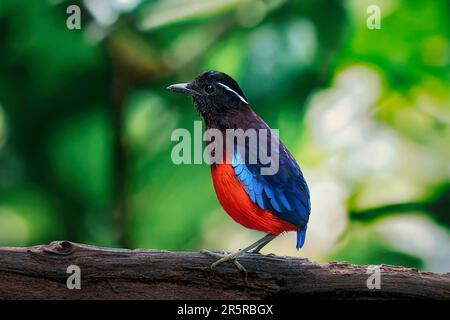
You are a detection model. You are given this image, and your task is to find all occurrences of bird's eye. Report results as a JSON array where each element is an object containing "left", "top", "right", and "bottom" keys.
[{"left": 205, "top": 84, "right": 215, "bottom": 94}]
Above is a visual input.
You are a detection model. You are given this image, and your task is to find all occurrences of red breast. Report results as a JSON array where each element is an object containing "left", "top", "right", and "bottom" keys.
[{"left": 211, "top": 163, "right": 298, "bottom": 235}]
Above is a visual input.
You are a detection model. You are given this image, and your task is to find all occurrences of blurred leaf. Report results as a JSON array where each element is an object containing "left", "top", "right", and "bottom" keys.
[
  {"left": 138, "top": 0, "right": 239, "bottom": 30},
  {"left": 331, "top": 224, "right": 423, "bottom": 269}
]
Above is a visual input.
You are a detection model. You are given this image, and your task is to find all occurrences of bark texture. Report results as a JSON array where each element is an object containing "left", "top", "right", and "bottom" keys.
[{"left": 0, "top": 241, "right": 449, "bottom": 300}]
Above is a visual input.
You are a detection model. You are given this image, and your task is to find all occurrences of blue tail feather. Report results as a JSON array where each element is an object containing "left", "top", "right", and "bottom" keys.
[{"left": 296, "top": 227, "right": 307, "bottom": 249}]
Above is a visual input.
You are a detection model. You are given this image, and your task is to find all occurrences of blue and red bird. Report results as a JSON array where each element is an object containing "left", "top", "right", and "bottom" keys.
[{"left": 168, "top": 71, "right": 310, "bottom": 271}]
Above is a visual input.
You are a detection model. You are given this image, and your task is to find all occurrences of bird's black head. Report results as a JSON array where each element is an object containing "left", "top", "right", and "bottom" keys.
[{"left": 167, "top": 71, "right": 249, "bottom": 127}]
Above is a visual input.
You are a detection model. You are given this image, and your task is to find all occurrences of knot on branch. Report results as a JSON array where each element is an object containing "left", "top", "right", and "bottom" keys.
[{"left": 42, "top": 240, "right": 75, "bottom": 256}]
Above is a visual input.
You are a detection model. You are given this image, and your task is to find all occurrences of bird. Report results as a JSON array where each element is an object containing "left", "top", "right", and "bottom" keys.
[{"left": 167, "top": 71, "right": 310, "bottom": 273}]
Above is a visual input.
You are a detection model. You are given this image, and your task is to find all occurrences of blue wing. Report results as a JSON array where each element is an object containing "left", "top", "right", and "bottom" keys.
[{"left": 231, "top": 129, "right": 311, "bottom": 249}]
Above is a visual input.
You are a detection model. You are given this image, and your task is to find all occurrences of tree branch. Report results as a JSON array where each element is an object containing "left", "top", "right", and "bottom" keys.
[{"left": 0, "top": 241, "right": 449, "bottom": 300}]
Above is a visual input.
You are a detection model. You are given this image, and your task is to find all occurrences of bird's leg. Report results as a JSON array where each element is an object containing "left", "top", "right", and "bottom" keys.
[
  {"left": 249, "top": 234, "right": 277, "bottom": 253},
  {"left": 201, "top": 234, "right": 277, "bottom": 273}
]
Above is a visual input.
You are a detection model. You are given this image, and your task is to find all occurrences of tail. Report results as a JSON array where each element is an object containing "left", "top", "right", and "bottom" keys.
[{"left": 296, "top": 226, "right": 307, "bottom": 249}]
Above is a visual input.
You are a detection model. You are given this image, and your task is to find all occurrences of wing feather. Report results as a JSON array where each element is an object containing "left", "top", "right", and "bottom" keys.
[{"left": 231, "top": 128, "right": 311, "bottom": 248}]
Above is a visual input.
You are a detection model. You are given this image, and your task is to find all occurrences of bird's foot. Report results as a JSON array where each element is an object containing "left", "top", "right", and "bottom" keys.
[{"left": 200, "top": 249, "right": 247, "bottom": 275}]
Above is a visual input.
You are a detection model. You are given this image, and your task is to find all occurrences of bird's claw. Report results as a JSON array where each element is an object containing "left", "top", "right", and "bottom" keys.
[{"left": 200, "top": 249, "right": 248, "bottom": 276}]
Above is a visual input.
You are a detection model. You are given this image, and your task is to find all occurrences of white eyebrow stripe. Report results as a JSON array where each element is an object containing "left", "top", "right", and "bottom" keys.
[{"left": 218, "top": 82, "right": 248, "bottom": 104}]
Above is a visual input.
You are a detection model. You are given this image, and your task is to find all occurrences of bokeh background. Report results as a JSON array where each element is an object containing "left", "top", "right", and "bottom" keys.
[{"left": 0, "top": 0, "right": 449, "bottom": 272}]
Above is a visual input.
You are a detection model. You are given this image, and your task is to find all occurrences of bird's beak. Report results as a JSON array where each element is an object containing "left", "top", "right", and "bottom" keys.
[{"left": 167, "top": 83, "right": 198, "bottom": 96}]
